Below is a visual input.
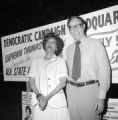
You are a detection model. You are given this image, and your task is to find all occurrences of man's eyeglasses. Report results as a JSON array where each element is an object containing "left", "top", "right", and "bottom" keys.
[{"left": 68, "top": 24, "right": 82, "bottom": 30}]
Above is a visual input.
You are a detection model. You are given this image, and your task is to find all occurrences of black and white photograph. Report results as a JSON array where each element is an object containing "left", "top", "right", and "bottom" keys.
[{"left": 0, "top": 0, "right": 118, "bottom": 120}]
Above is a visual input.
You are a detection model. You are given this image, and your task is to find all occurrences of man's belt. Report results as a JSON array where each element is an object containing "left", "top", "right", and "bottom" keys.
[{"left": 67, "top": 80, "right": 98, "bottom": 87}]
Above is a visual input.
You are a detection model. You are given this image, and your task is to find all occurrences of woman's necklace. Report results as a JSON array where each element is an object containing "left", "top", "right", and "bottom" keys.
[{"left": 44, "top": 54, "right": 53, "bottom": 61}]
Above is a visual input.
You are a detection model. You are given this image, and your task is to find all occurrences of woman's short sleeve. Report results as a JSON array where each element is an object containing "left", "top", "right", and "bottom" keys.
[
  {"left": 28, "top": 60, "right": 37, "bottom": 78},
  {"left": 58, "top": 58, "right": 68, "bottom": 78}
]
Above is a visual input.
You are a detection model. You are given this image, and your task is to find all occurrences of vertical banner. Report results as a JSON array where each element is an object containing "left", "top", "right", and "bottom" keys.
[
  {"left": 103, "top": 99, "right": 118, "bottom": 120},
  {"left": 22, "top": 92, "right": 34, "bottom": 120}
]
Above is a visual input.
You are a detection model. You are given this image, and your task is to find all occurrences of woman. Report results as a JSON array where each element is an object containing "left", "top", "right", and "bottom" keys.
[
  {"left": 28, "top": 32, "right": 70, "bottom": 120},
  {"left": 24, "top": 106, "right": 32, "bottom": 120}
]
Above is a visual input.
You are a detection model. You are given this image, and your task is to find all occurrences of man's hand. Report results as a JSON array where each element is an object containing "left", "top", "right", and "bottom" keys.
[{"left": 94, "top": 98, "right": 105, "bottom": 114}]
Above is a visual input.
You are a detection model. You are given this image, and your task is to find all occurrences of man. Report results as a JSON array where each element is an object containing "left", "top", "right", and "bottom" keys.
[{"left": 66, "top": 16, "right": 111, "bottom": 120}]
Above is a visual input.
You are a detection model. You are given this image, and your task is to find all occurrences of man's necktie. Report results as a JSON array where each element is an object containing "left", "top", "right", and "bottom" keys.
[{"left": 71, "top": 41, "right": 81, "bottom": 81}]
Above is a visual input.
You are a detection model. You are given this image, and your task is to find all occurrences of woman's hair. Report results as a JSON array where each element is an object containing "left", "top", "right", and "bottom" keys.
[
  {"left": 25, "top": 106, "right": 31, "bottom": 114},
  {"left": 42, "top": 32, "right": 64, "bottom": 56}
]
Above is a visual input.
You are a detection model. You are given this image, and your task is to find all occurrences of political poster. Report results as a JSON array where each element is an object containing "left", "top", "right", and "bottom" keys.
[
  {"left": 1, "top": 20, "right": 67, "bottom": 81},
  {"left": 22, "top": 91, "right": 34, "bottom": 120}
]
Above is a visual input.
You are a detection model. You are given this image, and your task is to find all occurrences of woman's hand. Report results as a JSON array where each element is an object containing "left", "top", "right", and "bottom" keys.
[{"left": 37, "top": 95, "right": 48, "bottom": 111}]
